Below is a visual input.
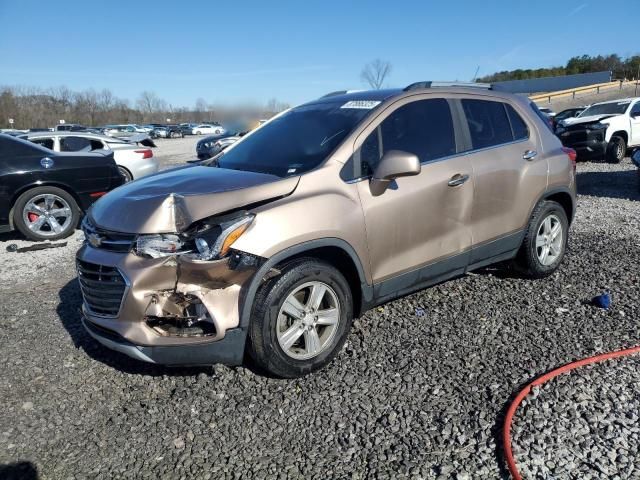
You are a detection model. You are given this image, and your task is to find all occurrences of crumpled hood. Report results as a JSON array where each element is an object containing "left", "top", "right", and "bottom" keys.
[
  {"left": 89, "top": 165, "right": 299, "bottom": 233},
  {"left": 562, "top": 114, "right": 618, "bottom": 126}
]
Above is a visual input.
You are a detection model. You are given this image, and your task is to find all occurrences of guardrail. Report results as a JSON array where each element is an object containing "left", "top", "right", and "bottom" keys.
[{"left": 530, "top": 80, "right": 640, "bottom": 103}]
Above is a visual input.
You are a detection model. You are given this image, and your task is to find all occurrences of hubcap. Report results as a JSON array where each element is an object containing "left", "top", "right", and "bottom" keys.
[
  {"left": 22, "top": 194, "right": 73, "bottom": 237},
  {"left": 536, "top": 214, "right": 563, "bottom": 266},
  {"left": 616, "top": 143, "right": 624, "bottom": 159},
  {"left": 276, "top": 281, "right": 341, "bottom": 360}
]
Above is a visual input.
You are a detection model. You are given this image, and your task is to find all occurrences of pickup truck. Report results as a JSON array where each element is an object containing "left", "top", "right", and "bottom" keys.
[{"left": 556, "top": 97, "right": 640, "bottom": 163}]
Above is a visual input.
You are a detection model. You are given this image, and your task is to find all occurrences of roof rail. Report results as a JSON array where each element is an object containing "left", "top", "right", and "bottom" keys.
[{"left": 403, "top": 81, "right": 492, "bottom": 91}]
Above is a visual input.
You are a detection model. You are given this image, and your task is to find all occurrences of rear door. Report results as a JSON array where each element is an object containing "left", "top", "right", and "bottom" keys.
[
  {"left": 352, "top": 96, "right": 474, "bottom": 288},
  {"left": 456, "top": 98, "right": 547, "bottom": 263}
]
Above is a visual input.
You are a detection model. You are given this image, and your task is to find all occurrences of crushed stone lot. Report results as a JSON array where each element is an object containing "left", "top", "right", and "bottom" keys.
[
  {"left": 0, "top": 153, "right": 639, "bottom": 479},
  {"left": 512, "top": 355, "right": 640, "bottom": 479}
]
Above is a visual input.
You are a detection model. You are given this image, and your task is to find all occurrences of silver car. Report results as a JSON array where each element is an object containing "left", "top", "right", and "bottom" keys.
[{"left": 24, "top": 132, "right": 159, "bottom": 182}]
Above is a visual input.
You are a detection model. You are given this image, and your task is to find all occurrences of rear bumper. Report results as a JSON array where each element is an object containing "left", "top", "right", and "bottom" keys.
[{"left": 82, "top": 317, "right": 246, "bottom": 365}]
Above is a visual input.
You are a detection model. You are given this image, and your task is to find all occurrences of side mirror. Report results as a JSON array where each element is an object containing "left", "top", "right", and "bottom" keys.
[{"left": 370, "top": 150, "right": 421, "bottom": 196}]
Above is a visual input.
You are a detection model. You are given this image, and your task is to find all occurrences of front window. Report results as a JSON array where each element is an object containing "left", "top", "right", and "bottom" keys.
[
  {"left": 579, "top": 101, "right": 631, "bottom": 117},
  {"left": 213, "top": 101, "right": 376, "bottom": 177}
]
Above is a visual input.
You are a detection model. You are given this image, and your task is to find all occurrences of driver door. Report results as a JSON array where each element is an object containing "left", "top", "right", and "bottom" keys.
[{"left": 352, "top": 96, "right": 473, "bottom": 295}]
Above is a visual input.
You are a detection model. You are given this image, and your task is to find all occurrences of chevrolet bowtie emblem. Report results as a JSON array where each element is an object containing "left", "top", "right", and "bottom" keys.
[{"left": 87, "top": 232, "right": 103, "bottom": 248}]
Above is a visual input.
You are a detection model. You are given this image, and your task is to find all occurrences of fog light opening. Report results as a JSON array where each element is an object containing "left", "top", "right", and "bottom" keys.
[{"left": 145, "top": 295, "right": 216, "bottom": 338}]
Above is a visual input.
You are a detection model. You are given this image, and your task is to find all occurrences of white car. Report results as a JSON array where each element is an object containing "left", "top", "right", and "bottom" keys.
[
  {"left": 192, "top": 124, "right": 226, "bottom": 135},
  {"left": 557, "top": 97, "right": 640, "bottom": 163},
  {"left": 24, "top": 132, "right": 159, "bottom": 182}
]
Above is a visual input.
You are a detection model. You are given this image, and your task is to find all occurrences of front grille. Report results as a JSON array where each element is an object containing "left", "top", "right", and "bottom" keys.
[
  {"left": 77, "top": 260, "right": 127, "bottom": 317},
  {"left": 82, "top": 217, "right": 135, "bottom": 252}
]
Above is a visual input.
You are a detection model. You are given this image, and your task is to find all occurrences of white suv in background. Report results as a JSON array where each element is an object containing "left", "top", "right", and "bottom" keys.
[{"left": 557, "top": 98, "right": 640, "bottom": 163}]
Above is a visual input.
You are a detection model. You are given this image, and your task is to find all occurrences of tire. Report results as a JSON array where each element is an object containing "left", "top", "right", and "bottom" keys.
[
  {"left": 247, "top": 258, "right": 353, "bottom": 378},
  {"left": 118, "top": 166, "right": 133, "bottom": 183},
  {"left": 13, "top": 186, "right": 80, "bottom": 241},
  {"left": 195, "top": 131, "right": 201, "bottom": 135},
  {"left": 606, "top": 136, "right": 626, "bottom": 163},
  {"left": 513, "top": 200, "right": 569, "bottom": 279}
]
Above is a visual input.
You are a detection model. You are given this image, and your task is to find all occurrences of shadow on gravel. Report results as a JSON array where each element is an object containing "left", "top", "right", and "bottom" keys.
[
  {"left": 56, "top": 279, "right": 217, "bottom": 377},
  {"left": 0, "top": 461, "right": 38, "bottom": 480},
  {"left": 577, "top": 169, "right": 640, "bottom": 200}
]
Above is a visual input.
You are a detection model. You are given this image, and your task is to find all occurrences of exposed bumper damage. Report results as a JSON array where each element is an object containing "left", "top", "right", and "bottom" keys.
[{"left": 77, "top": 244, "right": 264, "bottom": 366}]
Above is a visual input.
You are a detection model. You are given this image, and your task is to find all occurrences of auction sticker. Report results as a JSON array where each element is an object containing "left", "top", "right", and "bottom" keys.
[{"left": 341, "top": 100, "right": 381, "bottom": 109}]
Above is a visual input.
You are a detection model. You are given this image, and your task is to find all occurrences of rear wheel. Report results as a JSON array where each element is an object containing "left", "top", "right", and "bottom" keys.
[
  {"left": 118, "top": 166, "right": 133, "bottom": 182},
  {"left": 606, "top": 136, "right": 626, "bottom": 163},
  {"left": 13, "top": 186, "right": 80, "bottom": 241},
  {"left": 248, "top": 258, "right": 353, "bottom": 378},
  {"left": 513, "top": 200, "right": 568, "bottom": 278}
]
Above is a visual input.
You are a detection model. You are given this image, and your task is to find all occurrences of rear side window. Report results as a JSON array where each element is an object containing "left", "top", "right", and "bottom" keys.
[
  {"left": 505, "top": 104, "right": 529, "bottom": 140},
  {"left": 529, "top": 102, "right": 554, "bottom": 132},
  {"left": 461, "top": 99, "right": 512, "bottom": 149},
  {"left": 32, "top": 138, "right": 54, "bottom": 150},
  {"left": 60, "top": 136, "right": 91, "bottom": 152}
]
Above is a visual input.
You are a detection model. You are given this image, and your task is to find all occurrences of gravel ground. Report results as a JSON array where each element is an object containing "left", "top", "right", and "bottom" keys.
[
  {"left": 0, "top": 157, "right": 639, "bottom": 479},
  {"left": 512, "top": 355, "right": 640, "bottom": 479}
]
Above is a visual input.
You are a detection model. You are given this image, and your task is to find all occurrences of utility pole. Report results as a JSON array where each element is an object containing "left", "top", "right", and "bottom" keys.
[{"left": 636, "top": 63, "right": 639, "bottom": 97}]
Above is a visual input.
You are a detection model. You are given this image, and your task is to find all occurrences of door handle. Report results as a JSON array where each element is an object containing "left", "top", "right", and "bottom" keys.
[
  {"left": 448, "top": 174, "right": 470, "bottom": 187},
  {"left": 523, "top": 150, "right": 538, "bottom": 161}
]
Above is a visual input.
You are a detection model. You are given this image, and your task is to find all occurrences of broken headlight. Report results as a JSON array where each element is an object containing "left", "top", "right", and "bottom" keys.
[{"left": 135, "top": 213, "right": 254, "bottom": 260}]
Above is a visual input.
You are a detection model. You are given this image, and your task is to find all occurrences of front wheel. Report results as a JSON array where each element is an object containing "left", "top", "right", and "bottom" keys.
[
  {"left": 13, "top": 186, "right": 80, "bottom": 241},
  {"left": 513, "top": 200, "right": 568, "bottom": 278},
  {"left": 606, "top": 136, "right": 626, "bottom": 164},
  {"left": 247, "top": 259, "right": 353, "bottom": 378}
]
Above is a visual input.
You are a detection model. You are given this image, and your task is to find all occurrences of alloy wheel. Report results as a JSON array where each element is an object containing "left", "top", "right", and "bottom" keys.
[
  {"left": 22, "top": 194, "right": 73, "bottom": 237},
  {"left": 276, "top": 281, "right": 341, "bottom": 360},
  {"left": 536, "top": 214, "right": 563, "bottom": 266}
]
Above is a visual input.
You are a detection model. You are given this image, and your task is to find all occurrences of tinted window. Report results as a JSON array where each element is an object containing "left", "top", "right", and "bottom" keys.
[
  {"left": 344, "top": 98, "right": 456, "bottom": 180},
  {"left": 631, "top": 102, "right": 640, "bottom": 116},
  {"left": 215, "top": 100, "right": 375, "bottom": 177},
  {"left": 505, "top": 104, "right": 529, "bottom": 140},
  {"left": 462, "top": 99, "right": 512, "bottom": 149},
  {"left": 32, "top": 138, "right": 54, "bottom": 150},
  {"left": 60, "top": 136, "right": 91, "bottom": 152}
]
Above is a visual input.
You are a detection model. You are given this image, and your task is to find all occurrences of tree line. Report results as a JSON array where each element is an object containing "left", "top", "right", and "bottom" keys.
[
  {"left": 477, "top": 54, "right": 640, "bottom": 83},
  {"left": 0, "top": 85, "right": 290, "bottom": 129}
]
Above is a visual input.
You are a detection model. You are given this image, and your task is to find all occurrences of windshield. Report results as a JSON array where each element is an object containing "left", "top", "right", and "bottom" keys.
[
  {"left": 579, "top": 101, "right": 630, "bottom": 117},
  {"left": 214, "top": 101, "right": 376, "bottom": 177}
]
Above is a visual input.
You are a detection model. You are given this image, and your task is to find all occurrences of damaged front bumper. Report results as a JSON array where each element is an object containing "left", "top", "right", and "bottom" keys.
[{"left": 76, "top": 244, "right": 263, "bottom": 366}]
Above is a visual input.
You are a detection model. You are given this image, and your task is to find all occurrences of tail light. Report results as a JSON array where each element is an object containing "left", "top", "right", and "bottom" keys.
[
  {"left": 562, "top": 147, "right": 577, "bottom": 171},
  {"left": 135, "top": 149, "right": 153, "bottom": 159}
]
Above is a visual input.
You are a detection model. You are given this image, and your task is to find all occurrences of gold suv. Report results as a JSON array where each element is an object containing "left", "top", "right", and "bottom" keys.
[{"left": 76, "top": 82, "right": 576, "bottom": 377}]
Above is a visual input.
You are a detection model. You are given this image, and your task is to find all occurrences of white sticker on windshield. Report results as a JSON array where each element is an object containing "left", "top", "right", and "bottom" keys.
[
  {"left": 340, "top": 100, "right": 381, "bottom": 110},
  {"left": 618, "top": 101, "right": 630, "bottom": 105}
]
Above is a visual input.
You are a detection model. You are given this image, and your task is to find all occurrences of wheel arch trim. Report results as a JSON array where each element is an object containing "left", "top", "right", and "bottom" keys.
[{"left": 239, "top": 238, "right": 371, "bottom": 330}]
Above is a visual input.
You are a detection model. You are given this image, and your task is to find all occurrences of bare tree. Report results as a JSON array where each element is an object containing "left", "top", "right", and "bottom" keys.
[{"left": 360, "top": 59, "right": 392, "bottom": 89}]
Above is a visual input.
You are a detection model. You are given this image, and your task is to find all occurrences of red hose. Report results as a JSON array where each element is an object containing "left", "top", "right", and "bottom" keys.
[{"left": 503, "top": 345, "right": 640, "bottom": 480}]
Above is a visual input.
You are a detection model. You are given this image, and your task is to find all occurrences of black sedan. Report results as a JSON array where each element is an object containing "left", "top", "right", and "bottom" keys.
[{"left": 0, "top": 134, "right": 124, "bottom": 241}]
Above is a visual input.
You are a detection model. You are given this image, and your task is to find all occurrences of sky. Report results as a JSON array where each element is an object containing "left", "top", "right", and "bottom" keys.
[{"left": 0, "top": 0, "right": 637, "bottom": 108}]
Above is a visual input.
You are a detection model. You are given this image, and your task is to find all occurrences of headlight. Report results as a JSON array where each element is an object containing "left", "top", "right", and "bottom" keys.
[
  {"left": 134, "top": 214, "right": 254, "bottom": 260},
  {"left": 587, "top": 123, "right": 607, "bottom": 130},
  {"left": 187, "top": 214, "right": 254, "bottom": 260},
  {"left": 136, "top": 234, "right": 186, "bottom": 258}
]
